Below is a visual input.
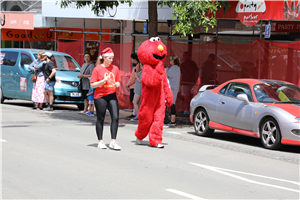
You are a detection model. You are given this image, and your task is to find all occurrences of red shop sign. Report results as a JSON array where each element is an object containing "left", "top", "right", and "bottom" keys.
[
  {"left": 236, "top": 0, "right": 267, "bottom": 26},
  {"left": 216, "top": 0, "right": 300, "bottom": 21}
]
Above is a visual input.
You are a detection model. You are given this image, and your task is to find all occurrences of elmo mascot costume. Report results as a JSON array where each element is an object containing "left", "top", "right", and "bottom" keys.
[{"left": 135, "top": 37, "right": 173, "bottom": 148}]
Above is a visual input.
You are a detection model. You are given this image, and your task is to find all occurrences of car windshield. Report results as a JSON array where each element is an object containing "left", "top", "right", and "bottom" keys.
[
  {"left": 253, "top": 83, "right": 300, "bottom": 104},
  {"left": 34, "top": 54, "right": 81, "bottom": 71}
]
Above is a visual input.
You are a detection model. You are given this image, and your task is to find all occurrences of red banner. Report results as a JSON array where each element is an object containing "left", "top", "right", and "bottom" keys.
[
  {"left": 1, "top": 28, "right": 111, "bottom": 41},
  {"left": 217, "top": 1, "right": 300, "bottom": 21}
]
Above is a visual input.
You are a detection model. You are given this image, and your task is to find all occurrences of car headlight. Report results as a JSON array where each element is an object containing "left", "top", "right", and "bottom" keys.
[
  {"left": 56, "top": 78, "right": 62, "bottom": 84},
  {"left": 291, "top": 129, "right": 300, "bottom": 136}
]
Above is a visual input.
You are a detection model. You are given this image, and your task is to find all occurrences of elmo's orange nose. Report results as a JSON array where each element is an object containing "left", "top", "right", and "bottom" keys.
[{"left": 158, "top": 44, "right": 164, "bottom": 52}]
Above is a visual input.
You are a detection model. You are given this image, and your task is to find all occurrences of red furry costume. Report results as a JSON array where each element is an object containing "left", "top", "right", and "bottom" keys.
[{"left": 135, "top": 37, "right": 173, "bottom": 147}]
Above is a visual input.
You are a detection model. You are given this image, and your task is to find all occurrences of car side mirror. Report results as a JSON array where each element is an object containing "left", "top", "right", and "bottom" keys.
[
  {"left": 237, "top": 94, "right": 249, "bottom": 105},
  {"left": 23, "top": 64, "right": 31, "bottom": 72}
]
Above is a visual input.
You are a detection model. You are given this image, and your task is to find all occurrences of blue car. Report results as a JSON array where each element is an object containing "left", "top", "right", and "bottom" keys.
[{"left": 0, "top": 48, "right": 84, "bottom": 109}]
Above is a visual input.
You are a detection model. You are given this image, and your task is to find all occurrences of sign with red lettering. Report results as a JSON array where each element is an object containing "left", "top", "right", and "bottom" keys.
[
  {"left": 236, "top": 0, "right": 266, "bottom": 26},
  {"left": 20, "top": 77, "right": 27, "bottom": 91}
]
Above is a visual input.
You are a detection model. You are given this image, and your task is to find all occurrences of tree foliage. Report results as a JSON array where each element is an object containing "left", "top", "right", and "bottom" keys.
[
  {"left": 158, "top": 0, "right": 231, "bottom": 37},
  {"left": 59, "top": 0, "right": 230, "bottom": 38}
]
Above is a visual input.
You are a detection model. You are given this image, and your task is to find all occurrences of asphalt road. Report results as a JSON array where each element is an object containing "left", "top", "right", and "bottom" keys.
[{"left": 1, "top": 100, "right": 300, "bottom": 199}]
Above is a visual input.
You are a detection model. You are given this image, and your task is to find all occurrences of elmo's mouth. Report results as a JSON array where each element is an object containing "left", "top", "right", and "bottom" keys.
[{"left": 153, "top": 54, "right": 166, "bottom": 60}]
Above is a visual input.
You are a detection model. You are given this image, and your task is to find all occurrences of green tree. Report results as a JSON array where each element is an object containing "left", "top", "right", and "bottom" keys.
[{"left": 59, "top": 0, "right": 230, "bottom": 38}]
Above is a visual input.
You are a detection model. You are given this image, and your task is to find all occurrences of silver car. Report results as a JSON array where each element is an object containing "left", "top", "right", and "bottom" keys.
[{"left": 190, "top": 79, "right": 300, "bottom": 150}]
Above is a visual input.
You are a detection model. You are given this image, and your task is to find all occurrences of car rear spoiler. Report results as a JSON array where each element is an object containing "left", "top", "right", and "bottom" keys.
[{"left": 199, "top": 85, "right": 218, "bottom": 92}]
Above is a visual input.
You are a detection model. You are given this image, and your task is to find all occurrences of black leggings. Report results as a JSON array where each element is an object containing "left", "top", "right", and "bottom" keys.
[
  {"left": 94, "top": 93, "right": 119, "bottom": 140},
  {"left": 171, "top": 104, "right": 176, "bottom": 115}
]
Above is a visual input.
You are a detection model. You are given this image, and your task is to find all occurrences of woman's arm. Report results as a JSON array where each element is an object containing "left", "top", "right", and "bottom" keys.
[
  {"left": 90, "top": 76, "right": 110, "bottom": 89},
  {"left": 34, "top": 60, "right": 46, "bottom": 69},
  {"left": 134, "top": 72, "right": 141, "bottom": 83},
  {"left": 28, "top": 60, "right": 38, "bottom": 70}
]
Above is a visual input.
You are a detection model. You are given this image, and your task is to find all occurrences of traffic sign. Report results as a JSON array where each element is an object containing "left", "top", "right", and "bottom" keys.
[{"left": 265, "top": 24, "right": 271, "bottom": 39}]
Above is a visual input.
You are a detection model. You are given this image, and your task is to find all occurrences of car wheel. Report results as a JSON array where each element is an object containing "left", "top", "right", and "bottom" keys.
[
  {"left": 77, "top": 103, "right": 84, "bottom": 110},
  {"left": 194, "top": 108, "right": 214, "bottom": 136},
  {"left": 260, "top": 117, "right": 282, "bottom": 150},
  {"left": 0, "top": 87, "right": 4, "bottom": 104}
]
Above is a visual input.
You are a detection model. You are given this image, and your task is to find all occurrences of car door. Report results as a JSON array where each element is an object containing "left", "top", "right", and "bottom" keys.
[
  {"left": 216, "top": 82, "right": 254, "bottom": 130},
  {"left": 0, "top": 51, "right": 19, "bottom": 98},
  {"left": 15, "top": 52, "right": 34, "bottom": 100}
]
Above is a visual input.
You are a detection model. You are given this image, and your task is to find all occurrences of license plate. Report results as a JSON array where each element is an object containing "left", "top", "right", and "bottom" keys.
[{"left": 70, "top": 92, "right": 81, "bottom": 97}]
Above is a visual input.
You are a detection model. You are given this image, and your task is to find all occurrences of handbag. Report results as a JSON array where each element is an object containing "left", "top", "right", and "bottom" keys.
[
  {"left": 77, "top": 78, "right": 82, "bottom": 91},
  {"left": 31, "top": 74, "right": 37, "bottom": 83}
]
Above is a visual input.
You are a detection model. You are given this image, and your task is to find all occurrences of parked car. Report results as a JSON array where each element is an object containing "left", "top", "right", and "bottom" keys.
[
  {"left": 190, "top": 79, "right": 300, "bottom": 150},
  {"left": 0, "top": 48, "right": 84, "bottom": 109}
]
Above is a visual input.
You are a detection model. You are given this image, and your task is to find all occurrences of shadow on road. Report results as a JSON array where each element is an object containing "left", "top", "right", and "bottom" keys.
[
  {"left": 2, "top": 101, "right": 126, "bottom": 127},
  {"left": 187, "top": 131, "right": 300, "bottom": 154},
  {"left": 3, "top": 101, "right": 78, "bottom": 111}
]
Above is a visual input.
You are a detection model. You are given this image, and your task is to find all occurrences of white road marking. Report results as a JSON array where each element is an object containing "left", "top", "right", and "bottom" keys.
[
  {"left": 190, "top": 162, "right": 300, "bottom": 193},
  {"left": 167, "top": 131, "right": 181, "bottom": 135},
  {"left": 0, "top": 139, "right": 7, "bottom": 142},
  {"left": 166, "top": 188, "right": 206, "bottom": 200}
]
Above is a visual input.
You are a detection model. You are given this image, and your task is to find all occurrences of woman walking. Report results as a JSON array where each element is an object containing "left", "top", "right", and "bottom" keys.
[
  {"left": 166, "top": 55, "right": 181, "bottom": 126},
  {"left": 90, "top": 48, "right": 121, "bottom": 150},
  {"left": 29, "top": 51, "right": 47, "bottom": 110},
  {"left": 130, "top": 64, "right": 143, "bottom": 122}
]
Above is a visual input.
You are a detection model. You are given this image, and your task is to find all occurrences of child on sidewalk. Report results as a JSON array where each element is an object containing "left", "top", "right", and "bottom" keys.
[{"left": 86, "top": 87, "right": 95, "bottom": 116}]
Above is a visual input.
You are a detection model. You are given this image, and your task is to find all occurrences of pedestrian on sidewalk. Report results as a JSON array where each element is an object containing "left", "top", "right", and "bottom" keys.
[
  {"left": 86, "top": 78, "right": 95, "bottom": 117},
  {"left": 166, "top": 55, "right": 181, "bottom": 126},
  {"left": 130, "top": 63, "right": 143, "bottom": 122},
  {"left": 78, "top": 52, "right": 95, "bottom": 115},
  {"left": 90, "top": 48, "right": 121, "bottom": 150},
  {"left": 43, "top": 52, "right": 56, "bottom": 111},
  {"left": 28, "top": 50, "right": 47, "bottom": 110},
  {"left": 125, "top": 53, "right": 141, "bottom": 120}
]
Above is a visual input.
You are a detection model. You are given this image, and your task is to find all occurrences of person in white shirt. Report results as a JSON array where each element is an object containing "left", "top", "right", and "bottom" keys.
[{"left": 166, "top": 55, "right": 181, "bottom": 126}]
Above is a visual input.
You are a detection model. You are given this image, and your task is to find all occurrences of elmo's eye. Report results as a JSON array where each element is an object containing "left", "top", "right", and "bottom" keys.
[
  {"left": 150, "top": 37, "right": 156, "bottom": 42},
  {"left": 155, "top": 37, "right": 161, "bottom": 41}
]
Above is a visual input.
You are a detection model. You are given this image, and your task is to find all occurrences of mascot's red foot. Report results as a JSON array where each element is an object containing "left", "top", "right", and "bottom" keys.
[{"left": 135, "top": 37, "right": 173, "bottom": 147}]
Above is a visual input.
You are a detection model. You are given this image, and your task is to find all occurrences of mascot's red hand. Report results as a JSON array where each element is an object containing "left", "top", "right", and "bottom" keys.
[
  {"left": 141, "top": 64, "right": 162, "bottom": 87},
  {"left": 156, "top": 62, "right": 166, "bottom": 76},
  {"left": 166, "top": 95, "right": 173, "bottom": 106}
]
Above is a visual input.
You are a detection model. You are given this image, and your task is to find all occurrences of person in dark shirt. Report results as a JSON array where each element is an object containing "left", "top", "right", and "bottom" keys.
[
  {"left": 180, "top": 51, "right": 198, "bottom": 114},
  {"left": 251, "top": 59, "right": 268, "bottom": 79},
  {"left": 200, "top": 54, "right": 216, "bottom": 85},
  {"left": 43, "top": 52, "right": 56, "bottom": 111}
]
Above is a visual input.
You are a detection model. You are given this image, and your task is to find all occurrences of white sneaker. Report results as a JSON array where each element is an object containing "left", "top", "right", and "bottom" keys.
[
  {"left": 109, "top": 141, "right": 121, "bottom": 150},
  {"left": 97, "top": 141, "right": 107, "bottom": 149},
  {"left": 136, "top": 139, "right": 143, "bottom": 145},
  {"left": 155, "top": 144, "right": 164, "bottom": 148},
  {"left": 78, "top": 111, "right": 86, "bottom": 114}
]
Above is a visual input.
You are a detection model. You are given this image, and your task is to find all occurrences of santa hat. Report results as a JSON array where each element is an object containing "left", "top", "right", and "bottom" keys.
[{"left": 101, "top": 47, "right": 114, "bottom": 57}]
